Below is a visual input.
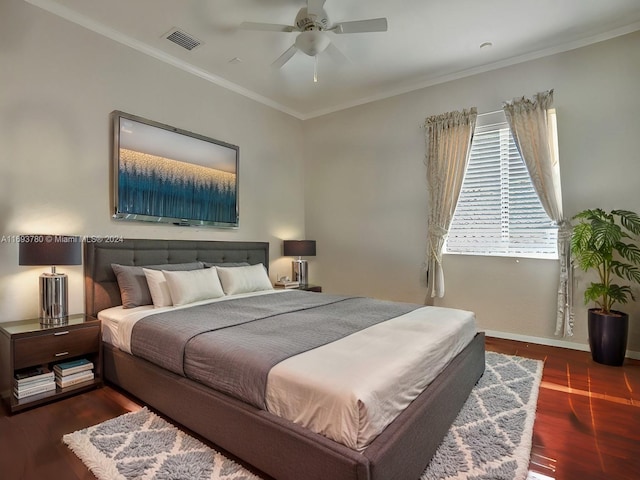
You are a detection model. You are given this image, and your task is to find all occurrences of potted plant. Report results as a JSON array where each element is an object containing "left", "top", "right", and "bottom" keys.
[{"left": 571, "top": 209, "right": 640, "bottom": 365}]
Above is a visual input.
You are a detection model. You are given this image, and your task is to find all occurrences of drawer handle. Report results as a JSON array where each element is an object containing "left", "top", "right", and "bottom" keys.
[
  {"left": 55, "top": 351, "right": 69, "bottom": 357},
  {"left": 54, "top": 331, "right": 69, "bottom": 336}
]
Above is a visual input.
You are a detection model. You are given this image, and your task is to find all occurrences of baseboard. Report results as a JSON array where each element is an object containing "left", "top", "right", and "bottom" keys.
[{"left": 484, "top": 329, "right": 640, "bottom": 361}]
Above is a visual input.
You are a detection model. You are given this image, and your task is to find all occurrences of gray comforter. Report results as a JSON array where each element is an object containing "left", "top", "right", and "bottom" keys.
[{"left": 131, "top": 290, "right": 420, "bottom": 408}]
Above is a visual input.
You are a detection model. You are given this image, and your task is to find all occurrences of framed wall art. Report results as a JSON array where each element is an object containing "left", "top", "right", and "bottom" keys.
[{"left": 111, "top": 111, "right": 239, "bottom": 228}]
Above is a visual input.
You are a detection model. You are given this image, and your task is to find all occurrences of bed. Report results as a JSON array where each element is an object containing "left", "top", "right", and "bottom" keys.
[{"left": 85, "top": 239, "right": 485, "bottom": 480}]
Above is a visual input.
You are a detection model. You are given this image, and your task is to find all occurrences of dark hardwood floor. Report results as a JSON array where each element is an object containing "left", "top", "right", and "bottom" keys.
[
  {"left": 1, "top": 337, "right": 638, "bottom": 480},
  {"left": 486, "top": 337, "right": 640, "bottom": 480}
]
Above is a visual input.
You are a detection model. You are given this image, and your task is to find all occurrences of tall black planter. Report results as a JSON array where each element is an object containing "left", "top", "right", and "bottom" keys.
[{"left": 588, "top": 308, "right": 629, "bottom": 366}]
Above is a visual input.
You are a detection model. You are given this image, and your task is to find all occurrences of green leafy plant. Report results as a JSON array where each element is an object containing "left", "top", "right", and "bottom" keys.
[{"left": 571, "top": 209, "right": 640, "bottom": 314}]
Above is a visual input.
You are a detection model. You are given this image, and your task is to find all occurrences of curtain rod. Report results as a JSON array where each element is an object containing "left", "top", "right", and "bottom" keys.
[
  {"left": 477, "top": 109, "right": 503, "bottom": 117},
  {"left": 420, "top": 108, "right": 503, "bottom": 128}
]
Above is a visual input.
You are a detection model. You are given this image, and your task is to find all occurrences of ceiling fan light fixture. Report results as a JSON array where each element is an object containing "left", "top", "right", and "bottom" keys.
[
  {"left": 295, "top": 31, "right": 330, "bottom": 56},
  {"left": 242, "top": 0, "right": 387, "bottom": 73}
]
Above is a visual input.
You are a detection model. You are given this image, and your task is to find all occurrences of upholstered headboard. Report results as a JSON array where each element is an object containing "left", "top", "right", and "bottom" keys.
[{"left": 84, "top": 239, "right": 269, "bottom": 317}]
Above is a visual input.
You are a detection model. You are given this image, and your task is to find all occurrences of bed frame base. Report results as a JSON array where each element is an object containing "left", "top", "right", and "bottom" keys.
[{"left": 104, "top": 333, "right": 484, "bottom": 480}]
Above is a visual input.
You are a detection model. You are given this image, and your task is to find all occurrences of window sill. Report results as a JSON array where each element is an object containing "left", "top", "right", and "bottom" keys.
[{"left": 444, "top": 251, "right": 559, "bottom": 261}]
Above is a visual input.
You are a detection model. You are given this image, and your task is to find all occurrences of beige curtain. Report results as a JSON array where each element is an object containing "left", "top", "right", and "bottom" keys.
[
  {"left": 424, "top": 108, "right": 477, "bottom": 298},
  {"left": 503, "top": 90, "right": 573, "bottom": 336}
]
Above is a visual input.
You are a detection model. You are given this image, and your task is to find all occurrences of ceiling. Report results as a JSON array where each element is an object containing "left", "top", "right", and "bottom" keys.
[{"left": 26, "top": 0, "right": 640, "bottom": 119}]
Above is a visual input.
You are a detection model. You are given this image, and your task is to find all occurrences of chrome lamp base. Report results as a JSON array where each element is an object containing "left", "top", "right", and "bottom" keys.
[
  {"left": 292, "top": 258, "right": 309, "bottom": 286},
  {"left": 39, "top": 271, "right": 69, "bottom": 325}
]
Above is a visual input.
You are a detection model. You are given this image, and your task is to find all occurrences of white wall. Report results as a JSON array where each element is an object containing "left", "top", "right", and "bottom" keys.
[
  {"left": 0, "top": 0, "right": 305, "bottom": 321},
  {"left": 303, "top": 31, "right": 640, "bottom": 353},
  {"left": 3, "top": 0, "right": 640, "bottom": 355}
]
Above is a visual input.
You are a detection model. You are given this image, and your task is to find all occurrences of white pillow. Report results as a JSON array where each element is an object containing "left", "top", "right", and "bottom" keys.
[
  {"left": 162, "top": 268, "right": 225, "bottom": 306},
  {"left": 216, "top": 264, "right": 273, "bottom": 295},
  {"left": 142, "top": 268, "right": 173, "bottom": 307}
]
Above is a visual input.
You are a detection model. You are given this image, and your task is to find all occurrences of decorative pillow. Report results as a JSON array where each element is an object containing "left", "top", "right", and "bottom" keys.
[
  {"left": 216, "top": 263, "right": 273, "bottom": 295},
  {"left": 142, "top": 269, "right": 173, "bottom": 307},
  {"left": 162, "top": 267, "right": 225, "bottom": 306},
  {"left": 111, "top": 262, "right": 204, "bottom": 308}
]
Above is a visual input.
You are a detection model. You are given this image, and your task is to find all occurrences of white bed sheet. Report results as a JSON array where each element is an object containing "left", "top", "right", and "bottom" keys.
[
  {"left": 98, "top": 289, "right": 286, "bottom": 352},
  {"left": 99, "top": 294, "right": 476, "bottom": 451},
  {"left": 266, "top": 306, "right": 476, "bottom": 450}
]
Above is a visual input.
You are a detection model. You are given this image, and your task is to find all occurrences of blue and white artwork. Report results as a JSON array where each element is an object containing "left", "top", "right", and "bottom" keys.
[{"left": 114, "top": 114, "right": 238, "bottom": 227}]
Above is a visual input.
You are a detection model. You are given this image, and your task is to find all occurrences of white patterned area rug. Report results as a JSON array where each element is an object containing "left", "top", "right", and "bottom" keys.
[
  {"left": 64, "top": 352, "right": 543, "bottom": 480},
  {"left": 421, "top": 351, "right": 544, "bottom": 480},
  {"left": 63, "top": 408, "right": 259, "bottom": 480}
]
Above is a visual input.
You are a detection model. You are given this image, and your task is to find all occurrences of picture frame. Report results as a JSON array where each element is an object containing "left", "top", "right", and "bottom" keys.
[{"left": 111, "top": 111, "right": 239, "bottom": 228}]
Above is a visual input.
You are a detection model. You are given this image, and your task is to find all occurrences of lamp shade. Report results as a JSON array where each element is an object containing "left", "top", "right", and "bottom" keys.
[
  {"left": 19, "top": 235, "right": 82, "bottom": 266},
  {"left": 283, "top": 240, "right": 316, "bottom": 257}
]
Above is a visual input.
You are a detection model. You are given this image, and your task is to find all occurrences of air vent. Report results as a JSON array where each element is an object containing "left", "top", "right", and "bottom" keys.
[{"left": 163, "top": 28, "right": 202, "bottom": 51}]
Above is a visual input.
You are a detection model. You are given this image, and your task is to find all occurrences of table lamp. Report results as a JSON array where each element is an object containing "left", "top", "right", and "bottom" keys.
[
  {"left": 283, "top": 240, "right": 316, "bottom": 286},
  {"left": 19, "top": 235, "right": 82, "bottom": 324}
]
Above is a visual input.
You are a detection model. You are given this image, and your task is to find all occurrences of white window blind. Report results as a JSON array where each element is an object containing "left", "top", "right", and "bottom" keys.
[{"left": 446, "top": 121, "right": 558, "bottom": 258}]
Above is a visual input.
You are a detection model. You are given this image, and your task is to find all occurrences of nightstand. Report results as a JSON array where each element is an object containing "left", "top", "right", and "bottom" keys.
[
  {"left": 298, "top": 285, "right": 322, "bottom": 292},
  {"left": 0, "top": 314, "right": 102, "bottom": 413},
  {"left": 274, "top": 284, "right": 323, "bottom": 292}
]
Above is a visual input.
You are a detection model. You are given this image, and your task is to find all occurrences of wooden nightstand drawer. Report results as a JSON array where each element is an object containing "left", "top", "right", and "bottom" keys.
[{"left": 13, "top": 326, "right": 100, "bottom": 370}]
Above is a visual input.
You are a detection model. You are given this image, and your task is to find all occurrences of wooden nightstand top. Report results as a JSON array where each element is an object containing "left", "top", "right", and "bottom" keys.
[
  {"left": 274, "top": 284, "right": 322, "bottom": 292},
  {"left": 298, "top": 284, "right": 322, "bottom": 292},
  {"left": 0, "top": 314, "right": 97, "bottom": 337}
]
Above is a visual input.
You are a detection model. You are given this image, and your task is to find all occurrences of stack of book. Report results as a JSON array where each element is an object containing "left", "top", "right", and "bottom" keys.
[
  {"left": 274, "top": 280, "right": 300, "bottom": 288},
  {"left": 14, "top": 366, "right": 56, "bottom": 399},
  {"left": 54, "top": 358, "right": 94, "bottom": 388}
]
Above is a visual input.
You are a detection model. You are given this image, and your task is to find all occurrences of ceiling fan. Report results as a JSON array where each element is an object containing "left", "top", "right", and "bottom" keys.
[{"left": 240, "top": 0, "right": 387, "bottom": 80}]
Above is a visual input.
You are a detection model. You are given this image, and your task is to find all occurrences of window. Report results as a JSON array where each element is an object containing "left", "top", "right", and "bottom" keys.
[{"left": 446, "top": 117, "right": 558, "bottom": 259}]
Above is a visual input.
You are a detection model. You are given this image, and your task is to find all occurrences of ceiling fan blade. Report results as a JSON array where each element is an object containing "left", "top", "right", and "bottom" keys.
[
  {"left": 332, "top": 18, "right": 388, "bottom": 34},
  {"left": 240, "top": 22, "right": 296, "bottom": 32},
  {"left": 272, "top": 44, "right": 298, "bottom": 68},
  {"left": 307, "top": 0, "right": 326, "bottom": 17},
  {"left": 325, "top": 42, "right": 350, "bottom": 65}
]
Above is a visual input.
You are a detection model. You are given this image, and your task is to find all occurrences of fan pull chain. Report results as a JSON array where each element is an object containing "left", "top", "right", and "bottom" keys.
[{"left": 314, "top": 55, "right": 318, "bottom": 83}]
